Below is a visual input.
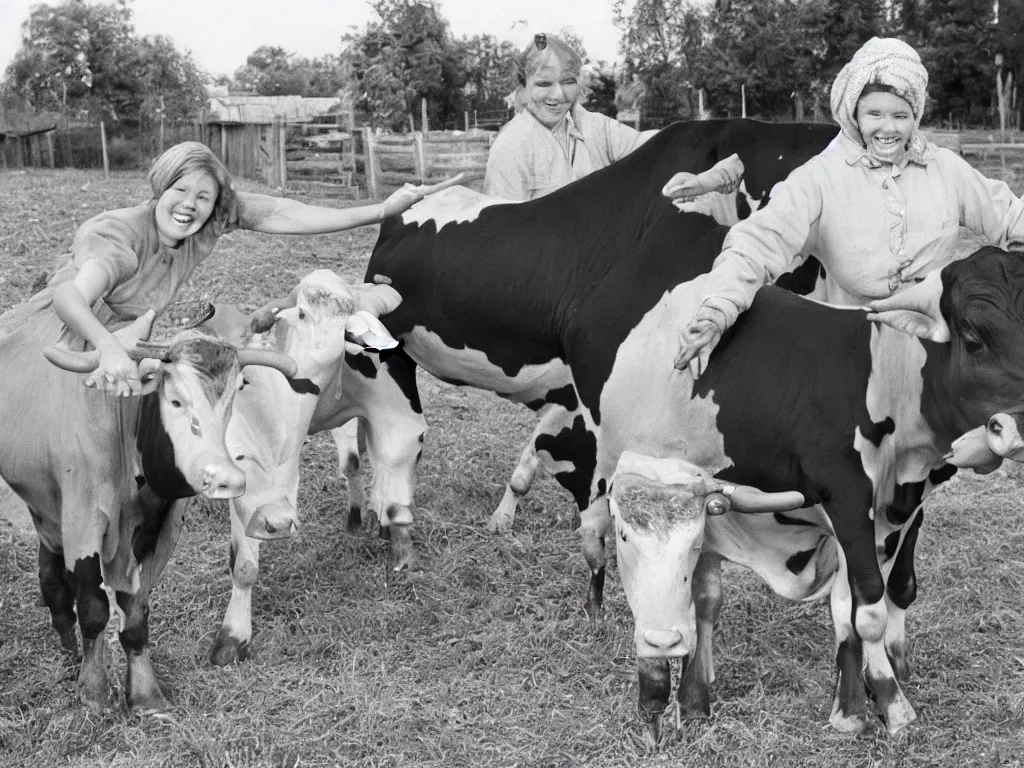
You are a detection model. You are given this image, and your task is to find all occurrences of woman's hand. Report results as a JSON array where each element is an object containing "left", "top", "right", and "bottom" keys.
[
  {"left": 85, "top": 340, "right": 140, "bottom": 397},
  {"left": 381, "top": 184, "right": 426, "bottom": 219},
  {"left": 674, "top": 305, "right": 729, "bottom": 380}
]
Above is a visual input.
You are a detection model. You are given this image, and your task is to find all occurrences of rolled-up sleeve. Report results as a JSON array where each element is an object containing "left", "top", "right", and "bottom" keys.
[
  {"left": 947, "top": 151, "right": 1024, "bottom": 249},
  {"left": 697, "top": 162, "right": 824, "bottom": 326},
  {"left": 69, "top": 218, "right": 141, "bottom": 292}
]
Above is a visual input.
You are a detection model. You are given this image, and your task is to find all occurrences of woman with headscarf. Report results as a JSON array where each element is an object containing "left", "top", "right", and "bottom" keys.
[
  {"left": 675, "top": 37, "right": 1024, "bottom": 378},
  {"left": 483, "top": 33, "right": 658, "bottom": 201}
]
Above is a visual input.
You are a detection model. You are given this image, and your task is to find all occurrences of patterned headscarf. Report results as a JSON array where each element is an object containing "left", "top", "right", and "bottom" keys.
[{"left": 830, "top": 37, "right": 930, "bottom": 164}]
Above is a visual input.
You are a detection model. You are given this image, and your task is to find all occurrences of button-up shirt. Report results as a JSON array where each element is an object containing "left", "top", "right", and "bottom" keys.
[
  {"left": 483, "top": 105, "right": 656, "bottom": 201},
  {"left": 699, "top": 132, "right": 1024, "bottom": 323}
]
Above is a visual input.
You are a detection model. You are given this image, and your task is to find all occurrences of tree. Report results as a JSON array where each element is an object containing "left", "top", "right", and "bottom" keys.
[
  {"left": 233, "top": 45, "right": 310, "bottom": 96},
  {"left": 458, "top": 33, "right": 519, "bottom": 112},
  {"left": 344, "top": 0, "right": 468, "bottom": 130},
  {"left": 3, "top": 0, "right": 138, "bottom": 120},
  {"left": 133, "top": 35, "right": 207, "bottom": 122}
]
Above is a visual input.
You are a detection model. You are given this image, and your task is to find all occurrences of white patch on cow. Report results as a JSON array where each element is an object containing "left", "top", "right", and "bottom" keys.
[
  {"left": 402, "top": 326, "right": 572, "bottom": 403},
  {"left": 400, "top": 185, "right": 512, "bottom": 229},
  {"left": 738, "top": 179, "right": 762, "bottom": 217},
  {"left": 597, "top": 274, "right": 733, "bottom": 481}
]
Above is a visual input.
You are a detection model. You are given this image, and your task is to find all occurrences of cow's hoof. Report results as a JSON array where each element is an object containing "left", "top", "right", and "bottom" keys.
[
  {"left": 389, "top": 524, "right": 416, "bottom": 571},
  {"left": 883, "top": 695, "right": 917, "bottom": 734},
  {"left": 346, "top": 505, "right": 363, "bottom": 533},
  {"left": 58, "top": 628, "right": 79, "bottom": 656},
  {"left": 129, "top": 686, "right": 170, "bottom": 715},
  {"left": 829, "top": 709, "right": 867, "bottom": 735},
  {"left": 678, "top": 686, "right": 712, "bottom": 719},
  {"left": 210, "top": 629, "right": 249, "bottom": 666},
  {"left": 78, "top": 667, "right": 112, "bottom": 712},
  {"left": 485, "top": 510, "right": 514, "bottom": 534}
]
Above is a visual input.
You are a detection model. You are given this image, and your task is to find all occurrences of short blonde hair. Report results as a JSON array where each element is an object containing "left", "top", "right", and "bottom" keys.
[{"left": 147, "top": 142, "right": 236, "bottom": 236}]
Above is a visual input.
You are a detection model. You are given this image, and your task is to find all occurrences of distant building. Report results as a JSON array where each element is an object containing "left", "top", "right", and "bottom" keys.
[{"left": 203, "top": 93, "right": 353, "bottom": 125}]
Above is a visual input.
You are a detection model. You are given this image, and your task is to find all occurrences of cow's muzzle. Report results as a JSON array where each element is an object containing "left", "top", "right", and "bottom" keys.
[
  {"left": 245, "top": 501, "right": 300, "bottom": 540},
  {"left": 635, "top": 626, "right": 691, "bottom": 658},
  {"left": 197, "top": 461, "right": 246, "bottom": 499}
]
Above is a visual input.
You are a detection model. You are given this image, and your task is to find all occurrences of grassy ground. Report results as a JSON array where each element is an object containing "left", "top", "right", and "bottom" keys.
[{"left": 1, "top": 164, "right": 1023, "bottom": 768}]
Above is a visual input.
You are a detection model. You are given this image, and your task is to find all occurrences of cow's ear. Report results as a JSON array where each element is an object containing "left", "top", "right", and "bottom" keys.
[
  {"left": 354, "top": 284, "right": 402, "bottom": 317},
  {"left": 867, "top": 309, "right": 951, "bottom": 342}
]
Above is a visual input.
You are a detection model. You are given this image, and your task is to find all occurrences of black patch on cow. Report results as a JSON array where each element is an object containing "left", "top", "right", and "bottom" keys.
[
  {"left": 70, "top": 554, "right": 109, "bottom": 639},
  {"left": 367, "top": 119, "right": 838, "bottom": 425},
  {"left": 288, "top": 378, "right": 321, "bottom": 396},
  {"left": 786, "top": 548, "right": 817, "bottom": 574},
  {"left": 135, "top": 475, "right": 146, "bottom": 489},
  {"left": 131, "top": 485, "right": 174, "bottom": 562},
  {"left": 136, "top": 394, "right": 195, "bottom": 500},
  {"left": 534, "top": 416, "right": 597, "bottom": 510},
  {"left": 862, "top": 417, "right": 896, "bottom": 447},
  {"left": 774, "top": 256, "right": 825, "bottom": 297},
  {"left": 883, "top": 530, "right": 901, "bottom": 562},
  {"left": 929, "top": 464, "right": 957, "bottom": 486},
  {"left": 544, "top": 385, "right": 579, "bottom": 412},
  {"left": 885, "top": 481, "right": 925, "bottom": 528},
  {"left": 736, "top": 191, "right": 752, "bottom": 221},
  {"left": 773, "top": 512, "right": 816, "bottom": 526},
  {"left": 596, "top": 478, "right": 607, "bottom": 497},
  {"left": 344, "top": 351, "right": 377, "bottom": 379},
  {"left": 525, "top": 398, "right": 545, "bottom": 411},
  {"left": 886, "top": 509, "right": 925, "bottom": 610},
  {"left": 381, "top": 350, "right": 423, "bottom": 415},
  {"left": 228, "top": 540, "right": 237, "bottom": 573}
]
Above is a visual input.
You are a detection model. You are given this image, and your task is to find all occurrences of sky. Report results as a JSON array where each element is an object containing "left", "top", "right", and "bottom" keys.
[{"left": 0, "top": 0, "right": 628, "bottom": 81}]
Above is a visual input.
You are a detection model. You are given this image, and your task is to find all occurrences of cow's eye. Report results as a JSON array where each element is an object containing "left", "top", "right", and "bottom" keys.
[
  {"left": 298, "top": 309, "right": 306, "bottom": 320},
  {"left": 962, "top": 323, "right": 985, "bottom": 355},
  {"left": 171, "top": 399, "right": 182, "bottom": 408}
]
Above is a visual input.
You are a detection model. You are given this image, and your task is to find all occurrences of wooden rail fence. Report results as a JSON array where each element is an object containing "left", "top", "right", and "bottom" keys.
[{"left": 362, "top": 128, "right": 492, "bottom": 198}]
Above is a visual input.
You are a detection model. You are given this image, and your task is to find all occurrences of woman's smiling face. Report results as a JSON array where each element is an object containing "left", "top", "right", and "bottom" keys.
[
  {"left": 154, "top": 170, "right": 218, "bottom": 245},
  {"left": 526, "top": 55, "right": 581, "bottom": 130},
  {"left": 856, "top": 90, "right": 915, "bottom": 164}
]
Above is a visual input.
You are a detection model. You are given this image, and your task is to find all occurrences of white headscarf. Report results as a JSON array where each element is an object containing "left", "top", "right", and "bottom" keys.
[{"left": 830, "top": 37, "right": 931, "bottom": 164}]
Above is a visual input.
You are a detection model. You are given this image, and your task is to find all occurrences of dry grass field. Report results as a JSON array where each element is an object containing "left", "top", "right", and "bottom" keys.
[{"left": 1, "top": 156, "right": 1023, "bottom": 768}]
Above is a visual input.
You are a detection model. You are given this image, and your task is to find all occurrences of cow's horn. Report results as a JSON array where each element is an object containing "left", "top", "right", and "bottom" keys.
[
  {"left": 43, "top": 346, "right": 100, "bottom": 373},
  {"left": 236, "top": 349, "right": 298, "bottom": 378},
  {"left": 662, "top": 154, "right": 745, "bottom": 201},
  {"left": 724, "top": 484, "right": 805, "bottom": 513},
  {"left": 866, "top": 271, "right": 949, "bottom": 342}
]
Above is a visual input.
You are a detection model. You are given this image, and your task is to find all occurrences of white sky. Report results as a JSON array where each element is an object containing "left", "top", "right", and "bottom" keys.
[{"left": 0, "top": 0, "right": 627, "bottom": 80}]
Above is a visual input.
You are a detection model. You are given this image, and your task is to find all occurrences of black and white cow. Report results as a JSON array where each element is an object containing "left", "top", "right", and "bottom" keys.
[
  {"left": 325, "top": 119, "right": 1024, "bottom": 733},
  {"left": 1, "top": 313, "right": 297, "bottom": 712}
]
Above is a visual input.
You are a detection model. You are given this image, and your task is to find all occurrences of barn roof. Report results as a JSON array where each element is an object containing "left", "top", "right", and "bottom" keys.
[
  {"left": 0, "top": 112, "right": 60, "bottom": 138},
  {"left": 205, "top": 95, "right": 351, "bottom": 125}
]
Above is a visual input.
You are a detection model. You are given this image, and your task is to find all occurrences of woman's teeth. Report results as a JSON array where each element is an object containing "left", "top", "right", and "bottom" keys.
[{"left": 172, "top": 213, "right": 193, "bottom": 225}]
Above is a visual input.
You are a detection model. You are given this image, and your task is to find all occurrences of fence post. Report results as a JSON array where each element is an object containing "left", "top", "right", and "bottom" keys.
[
  {"left": 46, "top": 131, "right": 55, "bottom": 168},
  {"left": 363, "top": 126, "right": 379, "bottom": 199},
  {"left": 741, "top": 84, "right": 747, "bottom": 118},
  {"left": 1, "top": 136, "right": 6, "bottom": 170},
  {"left": 421, "top": 98, "right": 429, "bottom": 134},
  {"left": 414, "top": 131, "right": 426, "bottom": 184},
  {"left": 474, "top": 110, "right": 478, "bottom": 130},
  {"left": 220, "top": 124, "right": 227, "bottom": 163},
  {"left": 277, "top": 117, "right": 287, "bottom": 189},
  {"left": 100, "top": 121, "right": 109, "bottom": 179}
]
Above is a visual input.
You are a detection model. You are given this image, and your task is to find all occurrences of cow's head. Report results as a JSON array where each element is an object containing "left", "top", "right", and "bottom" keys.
[
  {"left": 44, "top": 319, "right": 297, "bottom": 500},
  {"left": 869, "top": 246, "right": 1024, "bottom": 444},
  {"left": 211, "top": 270, "right": 402, "bottom": 540},
  {"left": 610, "top": 452, "right": 804, "bottom": 723}
]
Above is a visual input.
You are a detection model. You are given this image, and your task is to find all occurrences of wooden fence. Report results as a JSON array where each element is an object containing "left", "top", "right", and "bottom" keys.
[
  {"left": 201, "top": 119, "right": 287, "bottom": 189},
  {"left": 363, "top": 128, "right": 492, "bottom": 198}
]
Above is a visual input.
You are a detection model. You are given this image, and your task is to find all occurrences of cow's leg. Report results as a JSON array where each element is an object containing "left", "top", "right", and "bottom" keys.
[
  {"left": 489, "top": 438, "right": 542, "bottom": 534},
  {"left": 71, "top": 552, "right": 112, "bottom": 711},
  {"left": 678, "top": 551, "right": 723, "bottom": 718},
  {"left": 330, "top": 419, "right": 367, "bottom": 532},
  {"left": 117, "top": 497, "right": 184, "bottom": 712},
  {"left": 211, "top": 501, "right": 259, "bottom": 666},
  {"left": 489, "top": 406, "right": 574, "bottom": 533},
  {"left": 831, "top": 506, "right": 915, "bottom": 734},
  {"left": 827, "top": 554, "right": 867, "bottom": 733},
  {"left": 37, "top": 540, "right": 78, "bottom": 655},
  {"left": 637, "top": 657, "right": 672, "bottom": 732},
  {"left": 579, "top": 496, "right": 612, "bottom": 617},
  {"left": 883, "top": 508, "right": 924, "bottom": 681}
]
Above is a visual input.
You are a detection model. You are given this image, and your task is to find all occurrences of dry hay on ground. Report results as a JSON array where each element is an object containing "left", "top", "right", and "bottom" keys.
[{"left": 0, "top": 168, "right": 1023, "bottom": 768}]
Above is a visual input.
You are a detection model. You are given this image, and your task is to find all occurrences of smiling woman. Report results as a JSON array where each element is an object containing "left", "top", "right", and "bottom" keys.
[{"left": 482, "top": 33, "right": 659, "bottom": 202}]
